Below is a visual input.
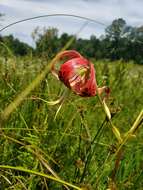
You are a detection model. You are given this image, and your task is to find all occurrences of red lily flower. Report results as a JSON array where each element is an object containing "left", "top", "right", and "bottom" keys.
[{"left": 51, "top": 50, "right": 108, "bottom": 97}]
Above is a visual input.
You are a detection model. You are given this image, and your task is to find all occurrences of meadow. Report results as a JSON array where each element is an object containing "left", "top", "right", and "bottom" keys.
[{"left": 0, "top": 54, "right": 143, "bottom": 190}]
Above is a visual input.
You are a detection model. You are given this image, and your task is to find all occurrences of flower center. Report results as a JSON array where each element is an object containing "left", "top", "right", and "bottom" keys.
[{"left": 69, "top": 66, "right": 89, "bottom": 87}]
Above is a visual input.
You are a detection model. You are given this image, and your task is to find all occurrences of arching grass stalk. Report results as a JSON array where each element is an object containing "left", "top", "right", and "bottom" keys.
[
  {"left": 0, "top": 14, "right": 106, "bottom": 33},
  {"left": 0, "top": 165, "right": 82, "bottom": 190}
]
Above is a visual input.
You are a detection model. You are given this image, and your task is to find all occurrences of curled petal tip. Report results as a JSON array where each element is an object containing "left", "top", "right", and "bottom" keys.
[{"left": 58, "top": 50, "right": 82, "bottom": 59}]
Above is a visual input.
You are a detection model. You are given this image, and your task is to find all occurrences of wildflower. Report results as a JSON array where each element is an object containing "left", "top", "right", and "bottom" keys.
[{"left": 51, "top": 50, "right": 109, "bottom": 97}]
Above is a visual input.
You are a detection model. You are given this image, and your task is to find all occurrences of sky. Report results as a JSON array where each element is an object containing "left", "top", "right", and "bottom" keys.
[{"left": 0, "top": 0, "right": 143, "bottom": 46}]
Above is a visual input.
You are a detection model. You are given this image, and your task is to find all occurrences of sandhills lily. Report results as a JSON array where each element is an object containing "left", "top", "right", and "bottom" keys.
[{"left": 51, "top": 50, "right": 109, "bottom": 97}]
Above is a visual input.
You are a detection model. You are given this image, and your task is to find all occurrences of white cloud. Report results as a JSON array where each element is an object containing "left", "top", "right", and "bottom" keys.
[{"left": 0, "top": 0, "right": 143, "bottom": 45}]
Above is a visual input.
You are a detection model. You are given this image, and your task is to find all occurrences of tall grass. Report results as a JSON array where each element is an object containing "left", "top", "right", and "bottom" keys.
[{"left": 0, "top": 54, "right": 143, "bottom": 189}]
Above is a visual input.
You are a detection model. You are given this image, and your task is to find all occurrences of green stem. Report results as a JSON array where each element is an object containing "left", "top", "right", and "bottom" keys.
[{"left": 79, "top": 118, "right": 107, "bottom": 183}]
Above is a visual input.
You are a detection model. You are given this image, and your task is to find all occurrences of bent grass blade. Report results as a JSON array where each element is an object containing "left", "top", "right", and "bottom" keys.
[{"left": 0, "top": 165, "right": 82, "bottom": 190}]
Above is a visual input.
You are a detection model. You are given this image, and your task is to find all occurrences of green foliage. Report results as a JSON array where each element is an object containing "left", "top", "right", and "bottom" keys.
[
  {"left": 105, "top": 18, "right": 126, "bottom": 40},
  {"left": 0, "top": 55, "right": 143, "bottom": 189},
  {"left": 104, "top": 18, "right": 143, "bottom": 63},
  {"left": 0, "top": 35, "right": 33, "bottom": 56},
  {"left": 33, "top": 27, "right": 60, "bottom": 58}
]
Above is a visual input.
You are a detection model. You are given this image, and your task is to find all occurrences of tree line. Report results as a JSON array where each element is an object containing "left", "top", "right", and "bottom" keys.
[{"left": 0, "top": 18, "right": 143, "bottom": 64}]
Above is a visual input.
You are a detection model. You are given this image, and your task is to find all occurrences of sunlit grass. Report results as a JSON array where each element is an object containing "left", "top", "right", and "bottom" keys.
[{"left": 0, "top": 55, "right": 143, "bottom": 189}]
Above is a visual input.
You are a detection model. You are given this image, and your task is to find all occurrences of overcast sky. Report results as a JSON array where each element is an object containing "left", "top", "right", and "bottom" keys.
[{"left": 0, "top": 0, "right": 143, "bottom": 46}]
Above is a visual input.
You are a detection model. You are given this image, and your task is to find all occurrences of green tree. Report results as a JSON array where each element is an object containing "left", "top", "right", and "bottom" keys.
[
  {"left": 0, "top": 35, "right": 33, "bottom": 56},
  {"left": 104, "top": 18, "right": 127, "bottom": 60},
  {"left": 34, "top": 27, "right": 60, "bottom": 58},
  {"left": 105, "top": 18, "right": 126, "bottom": 40}
]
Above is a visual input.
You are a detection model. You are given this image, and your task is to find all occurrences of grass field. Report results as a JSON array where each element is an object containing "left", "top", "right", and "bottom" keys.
[{"left": 0, "top": 55, "right": 143, "bottom": 189}]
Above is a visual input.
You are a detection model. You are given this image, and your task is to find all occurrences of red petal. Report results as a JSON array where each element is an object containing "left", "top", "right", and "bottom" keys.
[
  {"left": 59, "top": 57, "right": 89, "bottom": 88},
  {"left": 59, "top": 50, "right": 82, "bottom": 60},
  {"left": 51, "top": 50, "right": 82, "bottom": 79},
  {"left": 78, "top": 63, "right": 97, "bottom": 97}
]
